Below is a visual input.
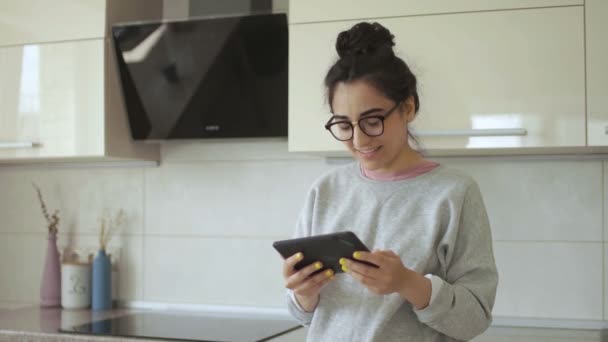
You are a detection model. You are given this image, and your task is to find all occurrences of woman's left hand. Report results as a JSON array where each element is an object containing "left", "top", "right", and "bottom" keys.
[{"left": 340, "top": 249, "right": 414, "bottom": 295}]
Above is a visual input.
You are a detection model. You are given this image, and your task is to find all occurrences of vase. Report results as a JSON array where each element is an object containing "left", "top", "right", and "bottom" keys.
[
  {"left": 40, "top": 231, "right": 61, "bottom": 307},
  {"left": 92, "top": 249, "right": 112, "bottom": 310}
]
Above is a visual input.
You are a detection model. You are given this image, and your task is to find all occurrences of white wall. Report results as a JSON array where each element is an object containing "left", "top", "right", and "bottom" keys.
[{"left": 0, "top": 141, "right": 606, "bottom": 322}]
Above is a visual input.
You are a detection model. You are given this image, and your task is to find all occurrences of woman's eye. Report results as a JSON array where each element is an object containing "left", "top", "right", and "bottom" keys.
[
  {"left": 364, "top": 118, "right": 381, "bottom": 126},
  {"left": 336, "top": 122, "right": 351, "bottom": 130}
]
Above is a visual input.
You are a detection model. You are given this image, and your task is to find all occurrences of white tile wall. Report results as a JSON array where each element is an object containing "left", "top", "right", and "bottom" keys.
[
  {"left": 604, "top": 243, "right": 607, "bottom": 320},
  {"left": 439, "top": 158, "right": 603, "bottom": 242},
  {"left": 0, "top": 142, "right": 606, "bottom": 323},
  {"left": 493, "top": 241, "right": 603, "bottom": 319},
  {"left": 144, "top": 160, "right": 330, "bottom": 237},
  {"left": 0, "top": 234, "right": 47, "bottom": 303},
  {"left": 604, "top": 161, "right": 607, "bottom": 242},
  {"left": 0, "top": 167, "right": 144, "bottom": 235},
  {"left": 143, "top": 236, "right": 285, "bottom": 306},
  {"left": 0, "top": 302, "right": 32, "bottom": 310}
]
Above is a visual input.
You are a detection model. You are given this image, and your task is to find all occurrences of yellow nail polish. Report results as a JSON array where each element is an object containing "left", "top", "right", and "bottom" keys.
[
  {"left": 342, "top": 266, "right": 348, "bottom": 272},
  {"left": 339, "top": 258, "right": 346, "bottom": 266},
  {"left": 297, "top": 252, "right": 303, "bottom": 260},
  {"left": 315, "top": 262, "right": 322, "bottom": 269},
  {"left": 325, "top": 270, "right": 333, "bottom": 277},
  {"left": 353, "top": 251, "right": 361, "bottom": 259}
]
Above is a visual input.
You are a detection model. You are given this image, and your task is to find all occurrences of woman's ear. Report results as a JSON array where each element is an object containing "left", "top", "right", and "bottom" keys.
[{"left": 402, "top": 96, "right": 416, "bottom": 122}]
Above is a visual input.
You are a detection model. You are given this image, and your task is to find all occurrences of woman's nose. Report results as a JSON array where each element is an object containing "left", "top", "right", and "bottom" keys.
[{"left": 352, "top": 123, "right": 371, "bottom": 147}]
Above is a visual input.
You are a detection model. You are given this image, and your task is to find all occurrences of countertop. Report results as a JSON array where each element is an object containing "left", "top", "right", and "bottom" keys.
[
  {"left": 0, "top": 306, "right": 302, "bottom": 342},
  {"left": 2, "top": 306, "right": 608, "bottom": 342}
]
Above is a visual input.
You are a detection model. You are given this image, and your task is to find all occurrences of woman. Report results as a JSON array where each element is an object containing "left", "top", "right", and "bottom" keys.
[{"left": 282, "top": 22, "right": 498, "bottom": 341}]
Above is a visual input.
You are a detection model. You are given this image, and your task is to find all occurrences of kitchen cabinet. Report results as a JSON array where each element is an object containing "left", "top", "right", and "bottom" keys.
[
  {"left": 586, "top": 0, "right": 608, "bottom": 146},
  {"left": 288, "top": 6, "right": 585, "bottom": 153},
  {"left": 289, "top": 0, "right": 583, "bottom": 24},
  {"left": 0, "top": 0, "right": 106, "bottom": 47},
  {"left": 0, "top": 0, "right": 161, "bottom": 47},
  {"left": 0, "top": 40, "right": 105, "bottom": 159},
  {"left": 0, "top": 0, "right": 161, "bottom": 163}
]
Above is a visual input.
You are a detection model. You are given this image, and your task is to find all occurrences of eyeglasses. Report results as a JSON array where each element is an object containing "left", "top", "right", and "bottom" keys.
[{"left": 324, "top": 102, "right": 401, "bottom": 141}]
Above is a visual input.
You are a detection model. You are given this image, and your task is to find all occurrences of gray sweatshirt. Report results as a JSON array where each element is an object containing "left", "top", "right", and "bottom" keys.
[{"left": 286, "top": 163, "right": 498, "bottom": 341}]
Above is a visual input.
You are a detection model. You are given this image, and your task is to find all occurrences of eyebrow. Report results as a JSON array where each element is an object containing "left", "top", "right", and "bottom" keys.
[{"left": 331, "top": 108, "right": 384, "bottom": 120}]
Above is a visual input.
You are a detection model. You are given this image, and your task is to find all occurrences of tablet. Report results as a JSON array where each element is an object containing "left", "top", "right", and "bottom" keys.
[{"left": 273, "top": 231, "right": 378, "bottom": 274}]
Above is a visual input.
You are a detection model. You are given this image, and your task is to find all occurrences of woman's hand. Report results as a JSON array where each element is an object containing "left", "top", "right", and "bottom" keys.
[
  {"left": 283, "top": 252, "right": 335, "bottom": 312},
  {"left": 340, "top": 249, "right": 432, "bottom": 309},
  {"left": 340, "top": 249, "right": 411, "bottom": 295}
]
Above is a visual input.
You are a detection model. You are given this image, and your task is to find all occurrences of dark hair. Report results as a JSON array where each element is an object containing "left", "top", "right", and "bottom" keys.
[{"left": 324, "top": 22, "right": 421, "bottom": 148}]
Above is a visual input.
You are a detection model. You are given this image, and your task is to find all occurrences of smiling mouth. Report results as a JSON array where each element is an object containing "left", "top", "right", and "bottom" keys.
[{"left": 356, "top": 146, "right": 382, "bottom": 155}]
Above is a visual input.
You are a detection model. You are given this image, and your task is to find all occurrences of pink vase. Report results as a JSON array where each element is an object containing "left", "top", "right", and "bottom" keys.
[{"left": 40, "top": 231, "right": 61, "bottom": 307}]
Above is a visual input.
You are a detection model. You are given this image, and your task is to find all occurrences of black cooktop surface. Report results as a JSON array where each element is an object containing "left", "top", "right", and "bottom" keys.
[{"left": 60, "top": 312, "right": 301, "bottom": 342}]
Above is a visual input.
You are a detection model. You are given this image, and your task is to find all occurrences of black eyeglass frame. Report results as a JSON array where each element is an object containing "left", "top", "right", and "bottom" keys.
[{"left": 324, "top": 102, "right": 402, "bottom": 141}]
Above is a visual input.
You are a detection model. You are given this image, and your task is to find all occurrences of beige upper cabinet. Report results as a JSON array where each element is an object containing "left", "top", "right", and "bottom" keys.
[
  {"left": 288, "top": 5, "right": 586, "bottom": 153},
  {"left": 586, "top": 0, "right": 608, "bottom": 146},
  {"left": 0, "top": 0, "right": 162, "bottom": 163},
  {"left": 0, "top": 40, "right": 105, "bottom": 159},
  {"left": 0, "top": 0, "right": 107, "bottom": 46},
  {"left": 290, "top": 0, "right": 583, "bottom": 24}
]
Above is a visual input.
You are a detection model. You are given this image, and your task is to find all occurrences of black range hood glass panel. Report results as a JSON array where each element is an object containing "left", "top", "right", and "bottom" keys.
[
  {"left": 111, "top": 13, "right": 288, "bottom": 140},
  {"left": 60, "top": 312, "right": 301, "bottom": 342}
]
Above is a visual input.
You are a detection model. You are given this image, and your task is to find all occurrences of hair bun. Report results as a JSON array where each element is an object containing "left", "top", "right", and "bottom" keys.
[{"left": 336, "top": 22, "right": 395, "bottom": 59}]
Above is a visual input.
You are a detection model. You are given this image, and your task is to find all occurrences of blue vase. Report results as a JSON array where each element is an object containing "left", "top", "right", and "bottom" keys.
[{"left": 92, "top": 249, "right": 112, "bottom": 311}]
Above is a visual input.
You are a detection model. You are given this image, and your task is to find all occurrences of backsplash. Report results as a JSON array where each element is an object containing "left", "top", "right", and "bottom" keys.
[{"left": 0, "top": 141, "right": 606, "bottom": 322}]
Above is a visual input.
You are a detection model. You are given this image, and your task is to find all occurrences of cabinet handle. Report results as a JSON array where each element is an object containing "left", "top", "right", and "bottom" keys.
[
  {"left": 415, "top": 128, "right": 527, "bottom": 137},
  {"left": 0, "top": 141, "right": 41, "bottom": 149}
]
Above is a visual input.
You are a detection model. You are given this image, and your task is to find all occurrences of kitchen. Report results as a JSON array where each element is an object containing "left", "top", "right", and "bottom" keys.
[{"left": 1, "top": 0, "right": 608, "bottom": 341}]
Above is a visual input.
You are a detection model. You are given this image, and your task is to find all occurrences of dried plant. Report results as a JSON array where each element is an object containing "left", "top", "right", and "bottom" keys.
[
  {"left": 32, "top": 183, "right": 59, "bottom": 234},
  {"left": 99, "top": 209, "right": 125, "bottom": 251}
]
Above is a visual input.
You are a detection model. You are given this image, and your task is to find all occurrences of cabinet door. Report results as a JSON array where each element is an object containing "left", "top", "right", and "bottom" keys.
[
  {"left": 288, "top": 6, "right": 585, "bottom": 153},
  {"left": 290, "top": 0, "right": 582, "bottom": 24},
  {"left": 0, "top": 40, "right": 105, "bottom": 160},
  {"left": 586, "top": 0, "right": 608, "bottom": 146},
  {"left": 0, "top": 0, "right": 106, "bottom": 46}
]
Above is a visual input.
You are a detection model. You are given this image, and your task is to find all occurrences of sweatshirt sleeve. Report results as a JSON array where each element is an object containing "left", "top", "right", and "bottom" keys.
[
  {"left": 285, "top": 187, "right": 317, "bottom": 326},
  {"left": 286, "top": 289, "right": 315, "bottom": 326},
  {"left": 413, "top": 181, "right": 499, "bottom": 341}
]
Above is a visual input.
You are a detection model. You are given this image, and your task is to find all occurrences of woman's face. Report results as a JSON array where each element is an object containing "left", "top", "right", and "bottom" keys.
[{"left": 329, "top": 80, "right": 416, "bottom": 172}]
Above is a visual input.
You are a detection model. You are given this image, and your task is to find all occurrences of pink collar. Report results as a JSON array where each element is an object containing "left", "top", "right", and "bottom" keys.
[{"left": 361, "top": 160, "right": 440, "bottom": 181}]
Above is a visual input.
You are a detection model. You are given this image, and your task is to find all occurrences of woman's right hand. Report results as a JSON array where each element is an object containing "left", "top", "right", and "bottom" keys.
[{"left": 283, "top": 252, "right": 335, "bottom": 312}]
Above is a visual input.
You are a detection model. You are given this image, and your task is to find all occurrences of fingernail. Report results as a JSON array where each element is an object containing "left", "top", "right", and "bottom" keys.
[
  {"left": 325, "top": 269, "right": 333, "bottom": 277},
  {"left": 315, "top": 262, "right": 322, "bottom": 269},
  {"left": 353, "top": 251, "right": 361, "bottom": 259},
  {"left": 296, "top": 252, "right": 303, "bottom": 260},
  {"left": 342, "top": 266, "right": 348, "bottom": 272},
  {"left": 339, "top": 258, "right": 346, "bottom": 266}
]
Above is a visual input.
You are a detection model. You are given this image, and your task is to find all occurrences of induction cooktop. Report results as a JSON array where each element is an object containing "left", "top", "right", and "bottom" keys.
[{"left": 59, "top": 312, "right": 301, "bottom": 342}]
